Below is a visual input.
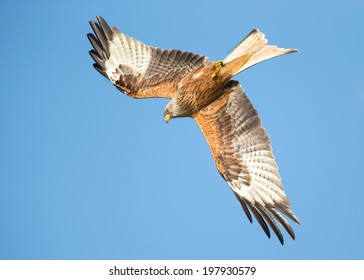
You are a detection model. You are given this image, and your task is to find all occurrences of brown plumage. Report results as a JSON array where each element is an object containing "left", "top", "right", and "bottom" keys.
[{"left": 88, "top": 16, "right": 300, "bottom": 244}]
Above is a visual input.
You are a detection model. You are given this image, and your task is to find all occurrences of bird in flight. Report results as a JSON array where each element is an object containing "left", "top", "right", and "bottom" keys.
[{"left": 87, "top": 16, "right": 300, "bottom": 244}]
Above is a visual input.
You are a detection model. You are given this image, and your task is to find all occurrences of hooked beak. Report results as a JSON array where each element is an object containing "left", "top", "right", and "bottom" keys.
[{"left": 164, "top": 112, "right": 171, "bottom": 123}]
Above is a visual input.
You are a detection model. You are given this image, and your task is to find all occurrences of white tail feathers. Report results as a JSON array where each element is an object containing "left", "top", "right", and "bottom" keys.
[{"left": 223, "top": 29, "right": 297, "bottom": 76}]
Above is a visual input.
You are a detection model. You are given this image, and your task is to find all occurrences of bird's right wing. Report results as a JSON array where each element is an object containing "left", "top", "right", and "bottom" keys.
[
  {"left": 193, "top": 81, "right": 300, "bottom": 244},
  {"left": 88, "top": 16, "right": 209, "bottom": 99}
]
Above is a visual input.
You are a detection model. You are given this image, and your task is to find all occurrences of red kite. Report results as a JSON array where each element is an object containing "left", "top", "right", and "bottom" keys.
[{"left": 88, "top": 16, "right": 300, "bottom": 244}]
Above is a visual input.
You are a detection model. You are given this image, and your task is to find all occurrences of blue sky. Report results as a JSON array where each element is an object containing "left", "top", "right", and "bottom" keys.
[{"left": 1, "top": 0, "right": 363, "bottom": 259}]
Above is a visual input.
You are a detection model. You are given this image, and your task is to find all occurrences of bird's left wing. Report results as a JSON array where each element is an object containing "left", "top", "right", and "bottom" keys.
[
  {"left": 193, "top": 81, "right": 300, "bottom": 245},
  {"left": 88, "top": 16, "right": 209, "bottom": 99}
]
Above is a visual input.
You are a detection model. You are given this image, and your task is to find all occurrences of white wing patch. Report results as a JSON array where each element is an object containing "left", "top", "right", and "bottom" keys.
[{"left": 104, "top": 28, "right": 152, "bottom": 81}]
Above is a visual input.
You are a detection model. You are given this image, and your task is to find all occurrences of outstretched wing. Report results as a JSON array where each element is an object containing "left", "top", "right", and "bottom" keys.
[
  {"left": 88, "top": 16, "right": 209, "bottom": 99},
  {"left": 193, "top": 81, "right": 300, "bottom": 245}
]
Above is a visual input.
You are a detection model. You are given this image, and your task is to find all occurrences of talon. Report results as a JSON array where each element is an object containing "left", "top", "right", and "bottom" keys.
[{"left": 214, "top": 60, "right": 224, "bottom": 75}]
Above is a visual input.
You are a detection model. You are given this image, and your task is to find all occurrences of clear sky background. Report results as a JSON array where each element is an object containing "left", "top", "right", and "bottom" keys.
[{"left": 1, "top": 0, "right": 363, "bottom": 259}]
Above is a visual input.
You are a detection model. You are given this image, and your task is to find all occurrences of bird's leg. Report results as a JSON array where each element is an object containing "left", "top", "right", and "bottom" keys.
[{"left": 214, "top": 60, "right": 224, "bottom": 75}]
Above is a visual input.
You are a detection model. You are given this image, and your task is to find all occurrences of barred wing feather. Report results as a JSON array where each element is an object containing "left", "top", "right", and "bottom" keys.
[
  {"left": 193, "top": 81, "right": 300, "bottom": 245},
  {"left": 88, "top": 16, "right": 209, "bottom": 99}
]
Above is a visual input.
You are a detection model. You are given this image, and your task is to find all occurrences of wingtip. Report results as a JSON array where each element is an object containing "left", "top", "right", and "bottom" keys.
[
  {"left": 89, "top": 15, "right": 106, "bottom": 26},
  {"left": 291, "top": 213, "right": 301, "bottom": 225},
  {"left": 96, "top": 15, "right": 109, "bottom": 28},
  {"left": 279, "top": 238, "right": 284, "bottom": 246},
  {"left": 291, "top": 232, "right": 296, "bottom": 241},
  {"left": 86, "top": 33, "right": 94, "bottom": 41},
  {"left": 96, "top": 15, "right": 104, "bottom": 22}
]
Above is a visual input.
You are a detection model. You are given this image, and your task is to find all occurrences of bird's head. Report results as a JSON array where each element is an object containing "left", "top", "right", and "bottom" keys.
[
  {"left": 164, "top": 103, "right": 173, "bottom": 123},
  {"left": 164, "top": 107, "right": 172, "bottom": 123},
  {"left": 164, "top": 99, "right": 178, "bottom": 123}
]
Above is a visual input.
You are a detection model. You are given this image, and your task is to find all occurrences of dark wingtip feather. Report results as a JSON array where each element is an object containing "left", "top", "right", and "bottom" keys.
[
  {"left": 93, "top": 64, "right": 108, "bottom": 79},
  {"left": 96, "top": 15, "right": 104, "bottom": 24},
  {"left": 97, "top": 16, "right": 113, "bottom": 41},
  {"left": 88, "top": 20, "right": 96, "bottom": 28},
  {"left": 270, "top": 208, "right": 296, "bottom": 240},
  {"left": 89, "top": 17, "right": 110, "bottom": 57},
  {"left": 248, "top": 204, "right": 271, "bottom": 239},
  {"left": 276, "top": 204, "right": 301, "bottom": 225},
  {"left": 89, "top": 20, "right": 100, "bottom": 37},
  {"left": 89, "top": 50, "right": 102, "bottom": 65},
  {"left": 234, "top": 194, "right": 253, "bottom": 223},
  {"left": 256, "top": 206, "right": 284, "bottom": 245},
  {"left": 87, "top": 16, "right": 112, "bottom": 80},
  {"left": 87, "top": 33, "right": 104, "bottom": 58}
]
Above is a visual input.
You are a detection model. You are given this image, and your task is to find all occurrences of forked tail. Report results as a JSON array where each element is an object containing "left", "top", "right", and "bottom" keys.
[{"left": 222, "top": 29, "right": 297, "bottom": 77}]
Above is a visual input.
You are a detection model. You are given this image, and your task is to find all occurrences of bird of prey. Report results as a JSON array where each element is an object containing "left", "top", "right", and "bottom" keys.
[{"left": 87, "top": 16, "right": 300, "bottom": 244}]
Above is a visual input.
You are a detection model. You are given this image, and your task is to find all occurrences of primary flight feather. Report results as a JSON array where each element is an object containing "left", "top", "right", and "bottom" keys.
[{"left": 87, "top": 16, "right": 300, "bottom": 245}]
